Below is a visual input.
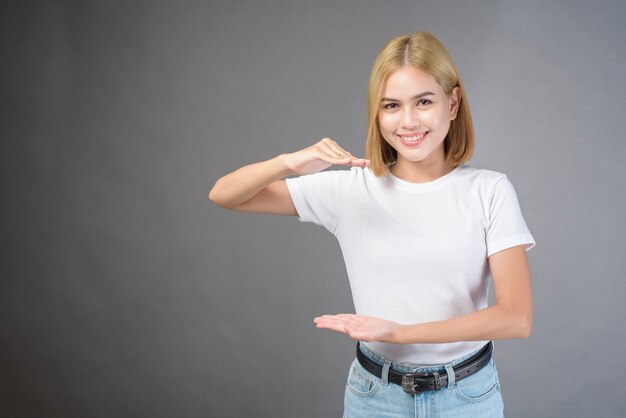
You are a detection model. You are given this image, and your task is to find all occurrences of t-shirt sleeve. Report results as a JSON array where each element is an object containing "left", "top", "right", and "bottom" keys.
[
  {"left": 284, "top": 169, "right": 353, "bottom": 235},
  {"left": 486, "top": 176, "right": 536, "bottom": 257}
]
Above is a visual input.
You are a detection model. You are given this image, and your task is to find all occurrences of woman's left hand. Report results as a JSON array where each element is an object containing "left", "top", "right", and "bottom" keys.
[{"left": 313, "top": 313, "right": 400, "bottom": 343}]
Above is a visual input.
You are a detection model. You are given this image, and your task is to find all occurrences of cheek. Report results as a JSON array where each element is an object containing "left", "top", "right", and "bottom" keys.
[
  {"left": 378, "top": 113, "right": 398, "bottom": 131},
  {"left": 413, "top": 113, "right": 447, "bottom": 135},
  {"left": 420, "top": 109, "right": 441, "bottom": 126}
]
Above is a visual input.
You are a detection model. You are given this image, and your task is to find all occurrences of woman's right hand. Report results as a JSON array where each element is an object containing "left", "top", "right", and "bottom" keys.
[{"left": 279, "top": 137, "right": 370, "bottom": 176}]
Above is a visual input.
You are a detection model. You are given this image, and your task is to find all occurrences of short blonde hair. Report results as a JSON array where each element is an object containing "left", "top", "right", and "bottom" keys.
[{"left": 365, "top": 32, "right": 474, "bottom": 176}]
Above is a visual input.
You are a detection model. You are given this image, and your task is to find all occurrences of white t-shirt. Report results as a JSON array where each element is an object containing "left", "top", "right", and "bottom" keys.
[{"left": 285, "top": 163, "right": 535, "bottom": 366}]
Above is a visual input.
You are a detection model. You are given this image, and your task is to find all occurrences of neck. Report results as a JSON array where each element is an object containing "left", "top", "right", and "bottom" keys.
[{"left": 390, "top": 158, "right": 456, "bottom": 184}]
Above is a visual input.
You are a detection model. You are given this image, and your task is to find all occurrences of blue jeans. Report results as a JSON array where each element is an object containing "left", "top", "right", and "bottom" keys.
[{"left": 343, "top": 342, "right": 504, "bottom": 417}]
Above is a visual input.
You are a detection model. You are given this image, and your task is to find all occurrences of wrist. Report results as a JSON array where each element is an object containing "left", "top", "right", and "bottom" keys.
[
  {"left": 383, "top": 323, "right": 406, "bottom": 344},
  {"left": 391, "top": 323, "right": 409, "bottom": 344},
  {"left": 274, "top": 154, "right": 296, "bottom": 177}
]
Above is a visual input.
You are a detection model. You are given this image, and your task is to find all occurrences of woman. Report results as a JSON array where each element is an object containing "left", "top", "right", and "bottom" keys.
[{"left": 209, "top": 31, "right": 535, "bottom": 417}]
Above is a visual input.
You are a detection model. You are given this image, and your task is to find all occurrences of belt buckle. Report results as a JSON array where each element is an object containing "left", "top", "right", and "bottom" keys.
[
  {"left": 401, "top": 372, "right": 426, "bottom": 394},
  {"left": 401, "top": 371, "right": 442, "bottom": 394}
]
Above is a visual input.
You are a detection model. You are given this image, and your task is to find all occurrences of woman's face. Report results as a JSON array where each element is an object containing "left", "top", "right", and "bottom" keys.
[{"left": 378, "top": 66, "right": 459, "bottom": 167}]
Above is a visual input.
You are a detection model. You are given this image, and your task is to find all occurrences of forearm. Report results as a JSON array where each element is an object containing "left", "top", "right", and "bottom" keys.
[
  {"left": 393, "top": 304, "right": 531, "bottom": 344},
  {"left": 209, "top": 154, "right": 293, "bottom": 207}
]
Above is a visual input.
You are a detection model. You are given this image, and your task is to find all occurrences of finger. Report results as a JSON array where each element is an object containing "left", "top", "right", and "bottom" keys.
[
  {"left": 331, "top": 142, "right": 356, "bottom": 158},
  {"left": 316, "top": 142, "right": 352, "bottom": 164},
  {"left": 315, "top": 317, "right": 352, "bottom": 330},
  {"left": 352, "top": 158, "right": 370, "bottom": 167},
  {"left": 314, "top": 316, "right": 347, "bottom": 325},
  {"left": 315, "top": 319, "right": 365, "bottom": 341},
  {"left": 334, "top": 314, "right": 361, "bottom": 324},
  {"left": 343, "top": 154, "right": 370, "bottom": 166},
  {"left": 314, "top": 318, "right": 345, "bottom": 326},
  {"left": 349, "top": 159, "right": 371, "bottom": 167},
  {"left": 329, "top": 140, "right": 369, "bottom": 163},
  {"left": 315, "top": 321, "right": 349, "bottom": 334},
  {"left": 314, "top": 314, "right": 352, "bottom": 323},
  {"left": 321, "top": 138, "right": 349, "bottom": 157},
  {"left": 314, "top": 314, "right": 342, "bottom": 321},
  {"left": 318, "top": 142, "right": 349, "bottom": 161},
  {"left": 320, "top": 139, "right": 365, "bottom": 165}
]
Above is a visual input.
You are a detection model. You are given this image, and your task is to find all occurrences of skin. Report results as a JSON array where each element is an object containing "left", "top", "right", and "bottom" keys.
[
  {"left": 379, "top": 66, "right": 460, "bottom": 183},
  {"left": 314, "top": 67, "right": 534, "bottom": 344}
]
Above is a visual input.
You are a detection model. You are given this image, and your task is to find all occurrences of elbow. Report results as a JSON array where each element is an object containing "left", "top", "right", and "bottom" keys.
[
  {"left": 500, "top": 301, "right": 533, "bottom": 339},
  {"left": 209, "top": 193, "right": 230, "bottom": 209},
  {"left": 501, "top": 304, "right": 532, "bottom": 339},
  {"left": 208, "top": 184, "right": 240, "bottom": 210},
  {"left": 518, "top": 315, "right": 532, "bottom": 339},
  {"left": 208, "top": 186, "right": 219, "bottom": 204},
  {"left": 208, "top": 182, "right": 228, "bottom": 208}
]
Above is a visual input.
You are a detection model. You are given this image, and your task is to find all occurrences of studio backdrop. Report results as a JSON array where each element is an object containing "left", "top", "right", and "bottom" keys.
[{"left": 2, "top": 0, "right": 625, "bottom": 417}]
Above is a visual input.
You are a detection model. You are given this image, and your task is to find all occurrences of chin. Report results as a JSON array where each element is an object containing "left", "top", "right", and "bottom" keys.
[{"left": 396, "top": 151, "right": 432, "bottom": 163}]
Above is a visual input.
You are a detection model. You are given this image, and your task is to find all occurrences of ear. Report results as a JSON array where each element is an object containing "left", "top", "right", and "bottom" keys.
[{"left": 448, "top": 86, "right": 461, "bottom": 120}]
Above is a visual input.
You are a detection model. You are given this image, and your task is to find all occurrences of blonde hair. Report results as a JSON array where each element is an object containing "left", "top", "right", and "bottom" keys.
[{"left": 365, "top": 32, "right": 474, "bottom": 176}]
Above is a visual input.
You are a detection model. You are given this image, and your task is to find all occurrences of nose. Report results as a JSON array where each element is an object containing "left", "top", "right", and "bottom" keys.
[{"left": 401, "top": 106, "right": 419, "bottom": 129}]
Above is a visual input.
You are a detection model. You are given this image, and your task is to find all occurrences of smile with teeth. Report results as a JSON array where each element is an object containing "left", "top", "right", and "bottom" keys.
[{"left": 399, "top": 132, "right": 428, "bottom": 142}]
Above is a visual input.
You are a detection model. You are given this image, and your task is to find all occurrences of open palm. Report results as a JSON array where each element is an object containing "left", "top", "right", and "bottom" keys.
[{"left": 313, "top": 313, "right": 399, "bottom": 343}]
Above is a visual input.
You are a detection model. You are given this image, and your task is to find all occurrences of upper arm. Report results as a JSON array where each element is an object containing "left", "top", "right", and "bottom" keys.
[
  {"left": 489, "top": 244, "right": 534, "bottom": 332},
  {"left": 231, "top": 179, "right": 298, "bottom": 216}
]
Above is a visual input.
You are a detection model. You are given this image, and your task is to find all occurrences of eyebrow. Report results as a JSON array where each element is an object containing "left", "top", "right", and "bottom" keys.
[{"left": 380, "top": 92, "right": 435, "bottom": 102}]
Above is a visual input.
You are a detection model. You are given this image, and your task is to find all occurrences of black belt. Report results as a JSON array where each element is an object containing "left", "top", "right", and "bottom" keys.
[{"left": 356, "top": 341, "right": 493, "bottom": 395}]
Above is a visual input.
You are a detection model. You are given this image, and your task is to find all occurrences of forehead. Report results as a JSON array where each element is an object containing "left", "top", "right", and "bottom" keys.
[{"left": 383, "top": 66, "right": 443, "bottom": 96}]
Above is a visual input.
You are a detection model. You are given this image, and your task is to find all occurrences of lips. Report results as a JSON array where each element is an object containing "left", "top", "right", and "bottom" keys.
[{"left": 397, "top": 132, "right": 428, "bottom": 147}]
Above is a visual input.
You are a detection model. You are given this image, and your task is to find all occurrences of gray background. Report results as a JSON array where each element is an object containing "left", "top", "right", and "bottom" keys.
[{"left": 2, "top": 0, "right": 625, "bottom": 417}]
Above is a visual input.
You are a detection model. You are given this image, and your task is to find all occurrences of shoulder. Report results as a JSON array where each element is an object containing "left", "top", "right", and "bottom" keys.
[
  {"left": 458, "top": 164, "right": 507, "bottom": 181},
  {"left": 456, "top": 164, "right": 509, "bottom": 190}
]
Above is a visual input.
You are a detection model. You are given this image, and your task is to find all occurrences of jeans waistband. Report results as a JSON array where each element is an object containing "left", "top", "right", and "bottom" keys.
[{"left": 357, "top": 342, "right": 491, "bottom": 374}]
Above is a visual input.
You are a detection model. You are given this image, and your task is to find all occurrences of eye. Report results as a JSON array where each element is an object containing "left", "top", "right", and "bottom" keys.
[
  {"left": 383, "top": 103, "right": 398, "bottom": 109},
  {"left": 417, "top": 99, "right": 432, "bottom": 106}
]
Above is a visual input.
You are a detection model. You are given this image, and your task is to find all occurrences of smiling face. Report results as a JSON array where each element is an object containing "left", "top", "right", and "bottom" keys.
[{"left": 378, "top": 66, "right": 460, "bottom": 170}]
